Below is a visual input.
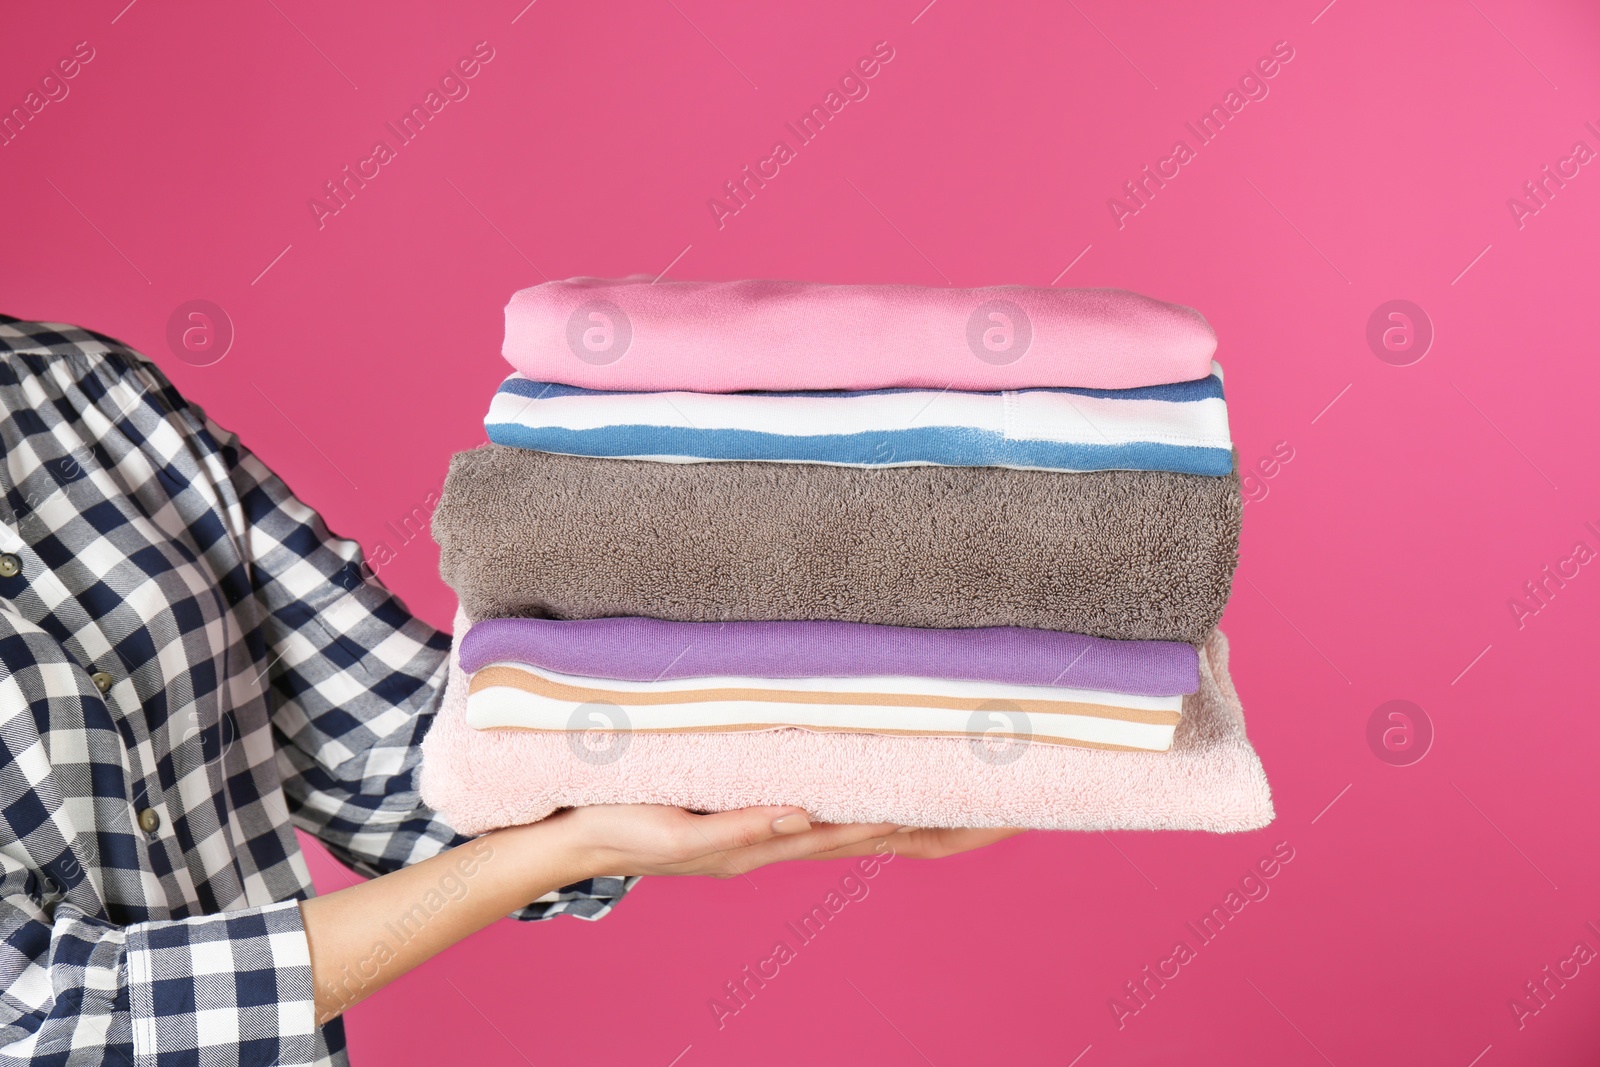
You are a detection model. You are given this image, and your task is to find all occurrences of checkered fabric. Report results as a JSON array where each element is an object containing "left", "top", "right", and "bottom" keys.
[{"left": 0, "top": 317, "right": 634, "bottom": 1066}]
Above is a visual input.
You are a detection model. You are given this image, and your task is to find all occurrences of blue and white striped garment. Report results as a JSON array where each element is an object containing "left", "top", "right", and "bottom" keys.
[{"left": 484, "top": 362, "right": 1234, "bottom": 475}]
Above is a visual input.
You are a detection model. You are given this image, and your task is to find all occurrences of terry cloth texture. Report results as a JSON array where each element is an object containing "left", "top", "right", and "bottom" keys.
[
  {"left": 483, "top": 366, "right": 1233, "bottom": 475},
  {"left": 502, "top": 277, "right": 1218, "bottom": 392},
  {"left": 433, "top": 445, "right": 1242, "bottom": 644},
  {"left": 464, "top": 662, "right": 1183, "bottom": 751},
  {"left": 419, "top": 609, "right": 1274, "bottom": 833},
  {"left": 459, "top": 616, "right": 1200, "bottom": 697}
]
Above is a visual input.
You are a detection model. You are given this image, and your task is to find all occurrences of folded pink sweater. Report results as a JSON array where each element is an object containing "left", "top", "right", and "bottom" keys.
[
  {"left": 503, "top": 277, "right": 1218, "bottom": 391},
  {"left": 420, "top": 609, "right": 1274, "bottom": 833}
]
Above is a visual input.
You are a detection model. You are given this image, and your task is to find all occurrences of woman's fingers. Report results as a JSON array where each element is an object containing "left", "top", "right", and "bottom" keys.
[
  {"left": 569, "top": 805, "right": 1016, "bottom": 878},
  {"left": 672, "top": 809, "right": 896, "bottom": 862},
  {"left": 673, "top": 806, "right": 813, "bottom": 857},
  {"left": 806, "top": 826, "right": 1026, "bottom": 861},
  {"left": 896, "top": 827, "right": 1025, "bottom": 858},
  {"left": 675, "top": 815, "right": 1018, "bottom": 874},
  {"left": 708, "top": 820, "right": 900, "bottom": 875},
  {"left": 572, "top": 806, "right": 901, "bottom": 876},
  {"left": 770, "top": 820, "right": 900, "bottom": 859},
  {"left": 803, "top": 835, "right": 901, "bottom": 861}
]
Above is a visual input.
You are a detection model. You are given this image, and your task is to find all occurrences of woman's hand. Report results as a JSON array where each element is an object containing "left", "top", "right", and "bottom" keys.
[
  {"left": 304, "top": 803, "right": 893, "bottom": 1023},
  {"left": 303, "top": 804, "right": 1021, "bottom": 1024},
  {"left": 527, "top": 804, "right": 901, "bottom": 879}
]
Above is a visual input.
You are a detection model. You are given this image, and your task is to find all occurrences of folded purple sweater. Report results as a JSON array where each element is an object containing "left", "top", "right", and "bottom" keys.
[{"left": 459, "top": 616, "right": 1200, "bottom": 697}]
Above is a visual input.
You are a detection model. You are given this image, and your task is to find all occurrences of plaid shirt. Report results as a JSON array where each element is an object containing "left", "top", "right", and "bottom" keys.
[{"left": 0, "top": 317, "right": 633, "bottom": 1067}]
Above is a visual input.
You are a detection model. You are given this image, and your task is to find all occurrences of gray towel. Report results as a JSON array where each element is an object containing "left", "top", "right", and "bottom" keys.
[{"left": 433, "top": 445, "right": 1241, "bottom": 643}]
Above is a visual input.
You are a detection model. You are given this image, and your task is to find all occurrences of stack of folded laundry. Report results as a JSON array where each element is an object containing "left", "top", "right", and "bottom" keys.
[{"left": 420, "top": 277, "right": 1273, "bottom": 832}]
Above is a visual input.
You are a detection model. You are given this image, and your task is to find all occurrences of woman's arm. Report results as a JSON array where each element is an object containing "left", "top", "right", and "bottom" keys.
[{"left": 301, "top": 805, "right": 901, "bottom": 1022}]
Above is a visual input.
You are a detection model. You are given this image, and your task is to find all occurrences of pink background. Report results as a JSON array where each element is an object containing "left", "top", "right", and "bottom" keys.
[{"left": 5, "top": 0, "right": 1599, "bottom": 1062}]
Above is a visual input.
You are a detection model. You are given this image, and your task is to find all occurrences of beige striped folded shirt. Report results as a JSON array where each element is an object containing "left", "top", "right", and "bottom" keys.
[{"left": 466, "top": 661, "right": 1184, "bottom": 753}]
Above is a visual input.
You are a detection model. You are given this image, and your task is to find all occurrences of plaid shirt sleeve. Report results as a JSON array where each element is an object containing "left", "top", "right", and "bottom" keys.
[
  {"left": 0, "top": 325, "right": 635, "bottom": 1067},
  {"left": 147, "top": 364, "right": 635, "bottom": 921},
  {"left": 0, "top": 613, "right": 321, "bottom": 1066}
]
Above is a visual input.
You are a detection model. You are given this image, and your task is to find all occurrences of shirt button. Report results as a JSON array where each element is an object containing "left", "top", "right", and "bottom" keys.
[
  {"left": 91, "top": 671, "right": 114, "bottom": 693},
  {"left": 0, "top": 553, "right": 19, "bottom": 578},
  {"left": 137, "top": 808, "right": 161, "bottom": 833}
]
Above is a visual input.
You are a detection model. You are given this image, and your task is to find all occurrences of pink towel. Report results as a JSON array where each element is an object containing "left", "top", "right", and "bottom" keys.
[
  {"left": 502, "top": 277, "right": 1218, "bottom": 392},
  {"left": 420, "top": 609, "right": 1274, "bottom": 833}
]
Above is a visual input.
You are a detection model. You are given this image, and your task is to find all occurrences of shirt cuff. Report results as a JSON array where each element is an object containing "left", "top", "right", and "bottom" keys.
[
  {"left": 124, "top": 899, "right": 320, "bottom": 1067},
  {"left": 513, "top": 875, "right": 642, "bottom": 922}
]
